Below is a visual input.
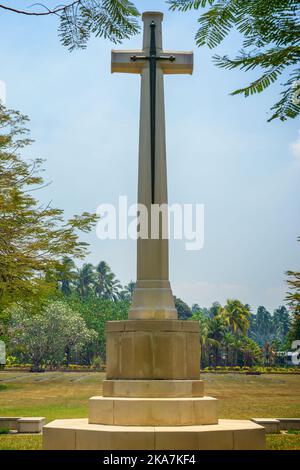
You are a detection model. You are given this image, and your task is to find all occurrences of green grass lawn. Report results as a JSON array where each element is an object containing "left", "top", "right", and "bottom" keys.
[{"left": 0, "top": 371, "right": 299, "bottom": 450}]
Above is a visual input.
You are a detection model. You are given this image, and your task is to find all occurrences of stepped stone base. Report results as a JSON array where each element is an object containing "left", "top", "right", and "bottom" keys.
[
  {"left": 89, "top": 396, "right": 217, "bottom": 426},
  {"left": 42, "top": 318, "right": 265, "bottom": 450},
  {"left": 106, "top": 320, "right": 200, "bottom": 380},
  {"left": 43, "top": 418, "right": 265, "bottom": 450},
  {"left": 102, "top": 379, "right": 204, "bottom": 398}
]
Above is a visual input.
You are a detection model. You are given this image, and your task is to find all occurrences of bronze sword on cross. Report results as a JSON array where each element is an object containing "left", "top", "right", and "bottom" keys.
[
  {"left": 111, "top": 12, "right": 193, "bottom": 212},
  {"left": 130, "top": 21, "right": 175, "bottom": 204}
]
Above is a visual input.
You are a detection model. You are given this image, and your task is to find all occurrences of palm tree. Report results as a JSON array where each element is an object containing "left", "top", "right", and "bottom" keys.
[
  {"left": 222, "top": 332, "right": 236, "bottom": 366},
  {"left": 76, "top": 263, "right": 95, "bottom": 299},
  {"left": 240, "top": 337, "right": 262, "bottom": 367},
  {"left": 103, "top": 272, "right": 122, "bottom": 301},
  {"left": 207, "top": 316, "right": 226, "bottom": 366},
  {"left": 94, "top": 261, "right": 121, "bottom": 301},
  {"left": 55, "top": 256, "right": 77, "bottom": 296},
  {"left": 124, "top": 281, "right": 136, "bottom": 299},
  {"left": 119, "top": 281, "right": 136, "bottom": 301},
  {"left": 218, "top": 299, "right": 251, "bottom": 335},
  {"left": 191, "top": 310, "right": 216, "bottom": 368}
]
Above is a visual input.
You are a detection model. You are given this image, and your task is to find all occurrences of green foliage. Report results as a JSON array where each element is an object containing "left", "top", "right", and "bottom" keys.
[
  {"left": 174, "top": 296, "right": 192, "bottom": 319},
  {"left": 8, "top": 301, "right": 97, "bottom": 370},
  {"left": 94, "top": 261, "right": 121, "bottom": 301},
  {"left": 169, "top": 0, "right": 300, "bottom": 121},
  {"left": 66, "top": 295, "right": 129, "bottom": 359},
  {"left": 119, "top": 281, "right": 136, "bottom": 301},
  {"left": 58, "top": 0, "right": 140, "bottom": 51},
  {"left": 202, "top": 365, "right": 300, "bottom": 373},
  {"left": 0, "top": 104, "right": 97, "bottom": 314},
  {"left": 53, "top": 259, "right": 124, "bottom": 301},
  {"left": 239, "top": 336, "right": 263, "bottom": 366},
  {"left": 0, "top": 428, "right": 9, "bottom": 435},
  {"left": 0, "top": 1, "right": 140, "bottom": 51},
  {"left": 217, "top": 299, "right": 251, "bottom": 334},
  {"left": 285, "top": 237, "right": 300, "bottom": 345},
  {"left": 192, "top": 298, "right": 261, "bottom": 367}
]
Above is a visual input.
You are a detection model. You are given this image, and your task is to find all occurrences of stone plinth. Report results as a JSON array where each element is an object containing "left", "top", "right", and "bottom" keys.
[
  {"left": 43, "top": 316, "right": 266, "bottom": 449},
  {"left": 43, "top": 419, "right": 265, "bottom": 450},
  {"left": 277, "top": 418, "right": 300, "bottom": 430},
  {"left": 89, "top": 396, "right": 217, "bottom": 426},
  {"left": 102, "top": 379, "right": 204, "bottom": 398},
  {"left": 251, "top": 418, "right": 280, "bottom": 434},
  {"left": 106, "top": 320, "right": 200, "bottom": 380},
  {"left": 18, "top": 417, "right": 45, "bottom": 433}
]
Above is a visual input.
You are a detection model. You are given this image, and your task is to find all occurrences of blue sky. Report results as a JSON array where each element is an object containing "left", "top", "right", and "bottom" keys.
[{"left": 1, "top": 1, "right": 299, "bottom": 312}]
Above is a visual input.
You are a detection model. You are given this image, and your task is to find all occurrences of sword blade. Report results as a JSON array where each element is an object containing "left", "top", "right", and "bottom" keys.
[{"left": 149, "top": 21, "right": 156, "bottom": 205}]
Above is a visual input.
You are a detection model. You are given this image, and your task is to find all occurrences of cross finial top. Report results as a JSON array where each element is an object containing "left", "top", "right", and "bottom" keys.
[{"left": 111, "top": 12, "right": 193, "bottom": 75}]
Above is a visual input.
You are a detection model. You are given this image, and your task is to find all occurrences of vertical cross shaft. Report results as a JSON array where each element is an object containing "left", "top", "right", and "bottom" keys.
[
  {"left": 130, "top": 21, "right": 175, "bottom": 204},
  {"left": 111, "top": 11, "right": 193, "bottom": 319}
]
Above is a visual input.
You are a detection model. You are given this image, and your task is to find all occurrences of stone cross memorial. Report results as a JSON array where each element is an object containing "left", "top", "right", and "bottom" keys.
[
  {"left": 112, "top": 11, "right": 193, "bottom": 321},
  {"left": 43, "top": 12, "right": 265, "bottom": 450}
]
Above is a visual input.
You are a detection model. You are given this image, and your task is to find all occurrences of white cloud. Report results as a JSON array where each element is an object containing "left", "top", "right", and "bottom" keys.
[{"left": 290, "top": 130, "right": 300, "bottom": 162}]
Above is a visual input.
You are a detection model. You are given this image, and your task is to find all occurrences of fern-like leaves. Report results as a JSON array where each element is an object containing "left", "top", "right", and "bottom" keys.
[
  {"left": 58, "top": 0, "right": 140, "bottom": 51},
  {"left": 169, "top": 0, "right": 300, "bottom": 121}
]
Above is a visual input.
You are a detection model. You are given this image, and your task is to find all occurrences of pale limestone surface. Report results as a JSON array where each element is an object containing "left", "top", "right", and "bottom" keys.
[
  {"left": 43, "top": 419, "right": 265, "bottom": 450},
  {"left": 0, "top": 416, "right": 45, "bottom": 433},
  {"left": 17, "top": 417, "right": 45, "bottom": 433},
  {"left": 106, "top": 320, "right": 200, "bottom": 380},
  {"left": 251, "top": 418, "right": 280, "bottom": 434},
  {"left": 89, "top": 396, "right": 217, "bottom": 426},
  {"left": 0, "top": 417, "right": 19, "bottom": 430},
  {"left": 277, "top": 418, "right": 300, "bottom": 430},
  {"left": 112, "top": 12, "right": 193, "bottom": 320},
  {"left": 102, "top": 379, "right": 204, "bottom": 398}
]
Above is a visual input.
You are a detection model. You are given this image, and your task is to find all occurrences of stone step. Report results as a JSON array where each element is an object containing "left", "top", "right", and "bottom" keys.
[
  {"left": 0, "top": 416, "right": 45, "bottom": 433},
  {"left": 103, "top": 379, "right": 204, "bottom": 398},
  {"left": 43, "top": 418, "right": 265, "bottom": 450},
  {"left": 89, "top": 396, "right": 217, "bottom": 426},
  {"left": 277, "top": 418, "right": 300, "bottom": 430},
  {"left": 251, "top": 418, "right": 280, "bottom": 434}
]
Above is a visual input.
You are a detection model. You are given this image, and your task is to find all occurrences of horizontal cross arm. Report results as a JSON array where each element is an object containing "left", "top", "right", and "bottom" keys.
[
  {"left": 111, "top": 50, "right": 194, "bottom": 75},
  {"left": 111, "top": 50, "right": 145, "bottom": 74},
  {"left": 159, "top": 51, "right": 193, "bottom": 75}
]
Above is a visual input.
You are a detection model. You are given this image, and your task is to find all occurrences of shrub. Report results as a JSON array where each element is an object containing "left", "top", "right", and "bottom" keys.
[{"left": 0, "top": 428, "right": 9, "bottom": 435}]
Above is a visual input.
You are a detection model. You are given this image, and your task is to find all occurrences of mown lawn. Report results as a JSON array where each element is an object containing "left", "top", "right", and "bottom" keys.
[{"left": 0, "top": 371, "right": 299, "bottom": 450}]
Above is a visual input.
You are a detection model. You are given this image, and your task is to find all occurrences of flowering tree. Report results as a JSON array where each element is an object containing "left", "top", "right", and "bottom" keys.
[{"left": 8, "top": 301, "right": 97, "bottom": 371}]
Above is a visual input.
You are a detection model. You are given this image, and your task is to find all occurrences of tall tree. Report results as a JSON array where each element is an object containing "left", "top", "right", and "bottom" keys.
[
  {"left": 209, "top": 301, "right": 221, "bottom": 319},
  {"left": 240, "top": 336, "right": 263, "bottom": 366},
  {"left": 0, "top": 1, "right": 140, "bottom": 51},
  {"left": 273, "top": 306, "right": 290, "bottom": 342},
  {"left": 207, "top": 315, "right": 226, "bottom": 366},
  {"left": 55, "top": 256, "right": 77, "bottom": 296},
  {"left": 248, "top": 305, "right": 274, "bottom": 346},
  {"left": 174, "top": 296, "right": 192, "bottom": 320},
  {"left": 94, "top": 261, "right": 121, "bottom": 301},
  {"left": 286, "top": 240, "right": 300, "bottom": 344},
  {"left": 8, "top": 301, "right": 97, "bottom": 371},
  {"left": 192, "top": 309, "right": 218, "bottom": 368},
  {"left": 218, "top": 299, "right": 251, "bottom": 335},
  {"left": 170, "top": 0, "right": 300, "bottom": 121},
  {"left": 119, "top": 281, "right": 136, "bottom": 301},
  {"left": 0, "top": 105, "right": 97, "bottom": 313},
  {"left": 76, "top": 263, "right": 96, "bottom": 298}
]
